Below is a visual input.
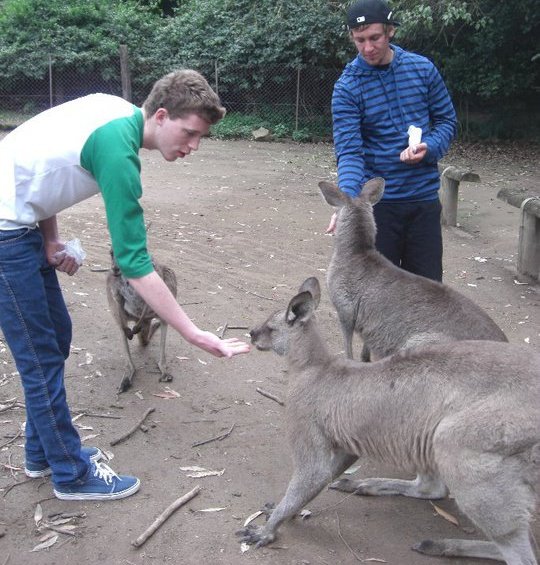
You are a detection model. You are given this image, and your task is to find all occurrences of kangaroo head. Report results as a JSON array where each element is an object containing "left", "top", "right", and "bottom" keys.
[
  {"left": 250, "top": 277, "right": 321, "bottom": 356},
  {"left": 319, "top": 178, "right": 385, "bottom": 251}
]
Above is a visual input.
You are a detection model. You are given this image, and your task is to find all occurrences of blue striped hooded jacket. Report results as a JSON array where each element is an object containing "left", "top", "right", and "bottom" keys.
[{"left": 332, "top": 44, "right": 457, "bottom": 201}]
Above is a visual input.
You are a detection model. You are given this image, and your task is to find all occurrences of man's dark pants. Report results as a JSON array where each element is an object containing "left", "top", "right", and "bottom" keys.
[{"left": 373, "top": 198, "right": 443, "bottom": 282}]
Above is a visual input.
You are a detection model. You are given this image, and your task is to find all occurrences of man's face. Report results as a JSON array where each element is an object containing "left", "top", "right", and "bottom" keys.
[
  {"left": 154, "top": 111, "right": 211, "bottom": 162},
  {"left": 350, "top": 23, "right": 395, "bottom": 67}
]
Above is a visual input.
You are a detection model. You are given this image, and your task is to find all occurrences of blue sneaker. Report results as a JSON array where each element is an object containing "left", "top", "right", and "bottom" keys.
[
  {"left": 25, "top": 446, "right": 103, "bottom": 479},
  {"left": 53, "top": 461, "right": 140, "bottom": 501}
]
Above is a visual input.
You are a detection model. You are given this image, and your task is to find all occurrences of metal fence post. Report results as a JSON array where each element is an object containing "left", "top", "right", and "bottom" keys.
[
  {"left": 48, "top": 54, "right": 53, "bottom": 108},
  {"left": 295, "top": 67, "right": 301, "bottom": 132},
  {"left": 119, "top": 45, "right": 132, "bottom": 102},
  {"left": 214, "top": 60, "right": 219, "bottom": 97}
]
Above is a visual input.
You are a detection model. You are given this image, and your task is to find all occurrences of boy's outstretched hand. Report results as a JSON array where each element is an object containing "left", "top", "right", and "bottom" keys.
[{"left": 192, "top": 330, "right": 251, "bottom": 358}]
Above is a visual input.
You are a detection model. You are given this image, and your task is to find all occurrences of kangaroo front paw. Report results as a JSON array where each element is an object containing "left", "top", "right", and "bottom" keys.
[
  {"left": 158, "top": 372, "right": 173, "bottom": 383},
  {"left": 236, "top": 524, "right": 275, "bottom": 548},
  {"left": 329, "top": 478, "right": 358, "bottom": 493},
  {"left": 118, "top": 370, "right": 135, "bottom": 393}
]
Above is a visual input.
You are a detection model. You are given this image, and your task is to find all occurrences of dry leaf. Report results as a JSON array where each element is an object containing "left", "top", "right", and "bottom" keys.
[
  {"left": 365, "top": 558, "right": 387, "bottom": 563},
  {"left": 77, "top": 352, "right": 94, "bottom": 367},
  {"left": 152, "top": 387, "right": 181, "bottom": 400},
  {"left": 34, "top": 503, "right": 43, "bottom": 527},
  {"left": 430, "top": 502, "right": 459, "bottom": 526},
  {"left": 243, "top": 510, "right": 264, "bottom": 527},
  {"left": 179, "top": 465, "right": 225, "bottom": 478},
  {"left": 38, "top": 530, "right": 58, "bottom": 543},
  {"left": 196, "top": 507, "right": 227, "bottom": 513},
  {"left": 187, "top": 469, "right": 225, "bottom": 478},
  {"left": 31, "top": 534, "right": 58, "bottom": 552},
  {"left": 43, "top": 523, "right": 77, "bottom": 534},
  {"left": 179, "top": 466, "right": 207, "bottom": 472}
]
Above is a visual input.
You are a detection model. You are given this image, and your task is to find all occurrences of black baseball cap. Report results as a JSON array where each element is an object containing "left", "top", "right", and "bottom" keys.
[{"left": 347, "top": 0, "right": 399, "bottom": 29}]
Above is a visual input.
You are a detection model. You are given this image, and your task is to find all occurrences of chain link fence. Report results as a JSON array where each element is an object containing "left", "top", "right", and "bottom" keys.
[{"left": 0, "top": 50, "right": 341, "bottom": 140}]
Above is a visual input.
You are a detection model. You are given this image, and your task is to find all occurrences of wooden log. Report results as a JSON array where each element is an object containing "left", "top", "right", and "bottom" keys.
[
  {"left": 497, "top": 187, "right": 540, "bottom": 281},
  {"left": 518, "top": 211, "right": 540, "bottom": 280},
  {"left": 497, "top": 187, "right": 540, "bottom": 216},
  {"left": 438, "top": 164, "right": 480, "bottom": 227}
]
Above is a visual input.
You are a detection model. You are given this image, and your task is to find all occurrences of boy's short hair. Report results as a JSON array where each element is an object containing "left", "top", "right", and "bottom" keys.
[
  {"left": 143, "top": 69, "right": 226, "bottom": 124},
  {"left": 350, "top": 22, "right": 393, "bottom": 34}
]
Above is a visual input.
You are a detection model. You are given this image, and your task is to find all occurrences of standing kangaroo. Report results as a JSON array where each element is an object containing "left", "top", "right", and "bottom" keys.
[
  {"left": 319, "top": 178, "right": 507, "bottom": 361},
  {"left": 106, "top": 249, "right": 178, "bottom": 392},
  {"left": 238, "top": 277, "right": 540, "bottom": 565}
]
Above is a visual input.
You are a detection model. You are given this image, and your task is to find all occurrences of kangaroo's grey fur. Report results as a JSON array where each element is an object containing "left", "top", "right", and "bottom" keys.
[
  {"left": 319, "top": 178, "right": 508, "bottom": 361},
  {"left": 106, "top": 249, "right": 177, "bottom": 392},
  {"left": 238, "top": 277, "right": 540, "bottom": 565}
]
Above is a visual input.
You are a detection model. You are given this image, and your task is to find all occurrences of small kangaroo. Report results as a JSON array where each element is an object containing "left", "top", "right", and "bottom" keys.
[
  {"left": 106, "top": 249, "right": 178, "bottom": 392},
  {"left": 238, "top": 277, "right": 540, "bottom": 565},
  {"left": 319, "top": 178, "right": 508, "bottom": 361}
]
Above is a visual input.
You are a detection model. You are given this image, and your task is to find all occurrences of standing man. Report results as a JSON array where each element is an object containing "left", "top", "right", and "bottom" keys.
[
  {"left": 329, "top": 0, "right": 457, "bottom": 281},
  {"left": 0, "top": 69, "right": 250, "bottom": 501}
]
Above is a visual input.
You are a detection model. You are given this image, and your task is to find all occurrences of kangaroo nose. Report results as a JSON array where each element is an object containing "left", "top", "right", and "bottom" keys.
[{"left": 249, "top": 329, "right": 256, "bottom": 341}]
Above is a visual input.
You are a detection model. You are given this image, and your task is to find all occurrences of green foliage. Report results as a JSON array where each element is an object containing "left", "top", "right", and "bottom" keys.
[
  {"left": 394, "top": 0, "right": 540, "bottom": 105},
  {"left": 156, "top": 0, "right": 348, "bottom": 78},
  {"left": 211, "top": 110, "right": 332, "bottom": 142},
  {"left": 0, "top": 0, "right": 538, "bottom": 140},
  {"left": 0, "top": 0, "right": 160, "bottom": 81}
]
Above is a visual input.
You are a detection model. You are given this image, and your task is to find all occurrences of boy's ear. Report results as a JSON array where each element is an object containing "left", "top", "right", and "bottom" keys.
[{"left": 154, "top": 107, "right": 168, "bottom": 124}]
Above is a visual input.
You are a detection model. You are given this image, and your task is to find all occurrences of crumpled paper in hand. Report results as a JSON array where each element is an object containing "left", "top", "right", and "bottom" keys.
[{"left": 53, "top": 238, "right": 87, "bottom": 265}]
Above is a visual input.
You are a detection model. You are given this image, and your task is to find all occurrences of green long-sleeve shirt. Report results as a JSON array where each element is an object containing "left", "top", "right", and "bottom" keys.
[{"left": 0, "top": 93, "right": 153, "bottom": 278}]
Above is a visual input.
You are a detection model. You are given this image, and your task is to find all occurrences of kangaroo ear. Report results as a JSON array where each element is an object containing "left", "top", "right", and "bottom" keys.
[
  {"left": 319, "top": 181, "right": 347, "bottom": 208},
  {"left": 359, "top": 177, "right": 385, "bottom": 204},
  {"left": 286, "top": 291, "right": 315, "bottom": 325},
  {"left": 298, "top": 277, "right": 321, "bottom": 309}
]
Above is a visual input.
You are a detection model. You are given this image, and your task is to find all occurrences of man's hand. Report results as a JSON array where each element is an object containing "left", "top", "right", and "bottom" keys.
[
  {"left": 45, "top": 241, "right": 80, "bottom": 276},
  {"left": 400, "top": 142, "right": 428, "bottom": 165},
  {"left": 326, "top": 212, "right": 338, "bottom": 235}
]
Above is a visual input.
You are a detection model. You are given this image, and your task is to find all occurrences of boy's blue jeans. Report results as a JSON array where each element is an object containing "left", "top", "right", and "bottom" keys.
[{"left": 0, "top": 227, "right": 89, "bottom": 486}]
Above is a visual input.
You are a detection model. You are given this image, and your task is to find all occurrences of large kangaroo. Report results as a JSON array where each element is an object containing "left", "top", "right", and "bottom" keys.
[
  {"left": 319, "top": 178, "right": 507, "bottom": 361},
  {"left": 238, "top": 277, "right": 540, "bottom": 565}
]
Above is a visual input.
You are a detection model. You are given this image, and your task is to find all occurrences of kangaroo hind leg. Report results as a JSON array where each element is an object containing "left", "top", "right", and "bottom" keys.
[{"left": 415, "top": 452, "right": 538, "bottom": 564}]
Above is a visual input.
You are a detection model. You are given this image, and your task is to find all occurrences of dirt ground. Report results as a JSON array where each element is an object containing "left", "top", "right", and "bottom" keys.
[{"left": 1, "top": 137, "right": 539, "bottom": 565}]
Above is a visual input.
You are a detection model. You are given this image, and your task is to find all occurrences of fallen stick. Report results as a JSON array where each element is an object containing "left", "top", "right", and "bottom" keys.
[
  {"left": 256, "top": 387, "right": 285, "bottom": 406},
  {"left": 80, "top": 412, "right": 122, "bottom": 420},
  {"left": 110, "top": 407, "right": 155, "bottom": 446},
  {"left": 219, "top": 322, "right": 229, "bottom": 339},
  {"left": 192, "top": 423, "right": 236, "bottom": 448},
  {"left": 0, "top": 430, "right": 22, "bottom": 450},
  {"left": 131, "top": 485, "right": 201, "bottom": 548},
  {"left": 0, "top": 400, "right": 24, "bottom": 414},
  {"left": 219, "top": 323, "right": 248, "bottom": 339}
]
